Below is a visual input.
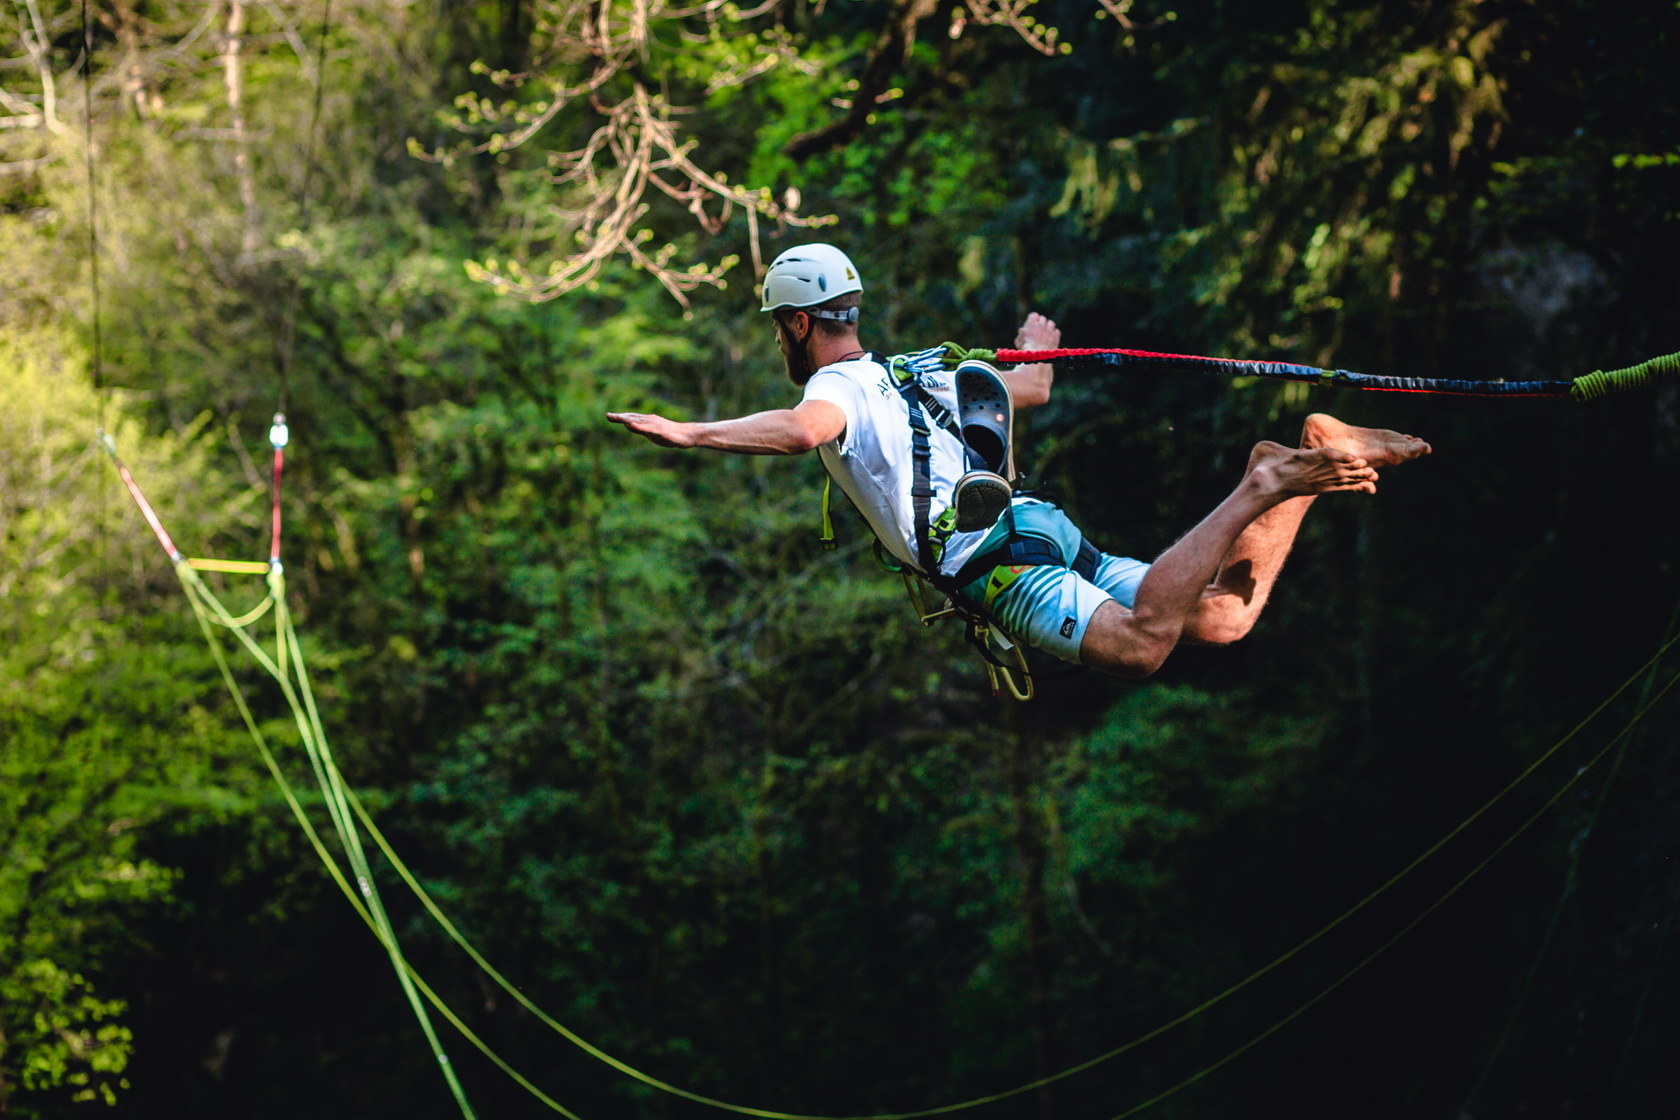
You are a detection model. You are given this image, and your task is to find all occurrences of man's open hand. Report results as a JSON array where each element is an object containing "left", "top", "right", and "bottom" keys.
[{"left": 606, "top": 411, "right": 697, "bottom": 449}]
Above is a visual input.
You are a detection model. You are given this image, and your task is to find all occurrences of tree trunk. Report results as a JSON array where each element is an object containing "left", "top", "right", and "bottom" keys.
[{"left": 221, "top": 0, "right": 258, "bottom": 257}]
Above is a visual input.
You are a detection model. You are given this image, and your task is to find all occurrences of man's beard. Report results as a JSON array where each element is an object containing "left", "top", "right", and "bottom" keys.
[{"left": 783, "top": 340, "right": 814, "bottom": 384}]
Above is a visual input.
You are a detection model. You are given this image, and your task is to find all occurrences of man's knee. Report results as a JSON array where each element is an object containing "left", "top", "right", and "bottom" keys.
[
  {"left": 1183, "top": 593, "right": 1258, "bottom": 646},
  {"left": 1098, "top": 637, "right": 1174, "bottom": 679},
  {"left": 1079, "top": 602, "right": 1177, "bottom": 678}
]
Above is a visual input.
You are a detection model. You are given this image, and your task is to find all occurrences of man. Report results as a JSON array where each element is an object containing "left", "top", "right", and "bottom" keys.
[{"left": 608, "top": 244, "right": 1430, "bottom": 679}]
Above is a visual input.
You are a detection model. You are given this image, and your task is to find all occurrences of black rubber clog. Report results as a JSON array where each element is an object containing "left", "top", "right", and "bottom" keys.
[{"left": 954, "top": 360, "right": 1015, "bottom": 479}]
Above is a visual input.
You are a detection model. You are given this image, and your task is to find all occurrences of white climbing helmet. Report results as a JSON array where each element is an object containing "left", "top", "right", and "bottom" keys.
[{"left": 760, "top": 244, "right": 863, "bottom": 312}]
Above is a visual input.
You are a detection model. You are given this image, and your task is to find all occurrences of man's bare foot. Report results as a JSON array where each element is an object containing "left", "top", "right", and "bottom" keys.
[
  {"left": 1015, "top": 311, "right": 1060, "bottom": 352},
  {"left": 1247, "top": 440, "right": 1379, "bottom": 498},
  {"left": 1300, "top": 413, "right": 1431, "bottom": 468}
]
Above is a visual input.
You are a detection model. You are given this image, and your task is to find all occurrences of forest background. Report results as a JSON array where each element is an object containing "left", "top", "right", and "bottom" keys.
[{"left": 4, "top": 0, "right": 1680, "bottom": 1116}]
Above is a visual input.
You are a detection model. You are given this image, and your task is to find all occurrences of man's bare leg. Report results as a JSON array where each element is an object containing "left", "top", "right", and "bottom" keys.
[
  {"left": 1182, "top": 413, "right": 1432, "bottom": 644},
  {"left": 1079, "top": 441, "right": 1380, "bottom": 678}
]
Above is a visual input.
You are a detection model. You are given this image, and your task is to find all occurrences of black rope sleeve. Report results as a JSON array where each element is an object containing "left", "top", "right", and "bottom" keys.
[{"left": 1033, "top": 350, "right": 1576, "bottom": 398}]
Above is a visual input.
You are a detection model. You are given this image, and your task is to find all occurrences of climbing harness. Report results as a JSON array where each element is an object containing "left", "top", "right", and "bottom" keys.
[{"left": 821, "top": 347, "right": 1102, "bottom": 700}]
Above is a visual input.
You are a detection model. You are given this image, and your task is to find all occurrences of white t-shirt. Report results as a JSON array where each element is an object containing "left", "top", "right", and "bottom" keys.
[{"left": 800, "top": 350, "right": 990, "bottom": 577}]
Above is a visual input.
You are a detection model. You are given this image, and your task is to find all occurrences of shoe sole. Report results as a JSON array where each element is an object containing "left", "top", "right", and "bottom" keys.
[{"left": 955, "top": 470, "right": 1012, "bottom": 533}]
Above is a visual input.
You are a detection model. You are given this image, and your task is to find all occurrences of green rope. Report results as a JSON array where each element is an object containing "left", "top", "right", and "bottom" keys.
[
  {"left": 200, "top": 593, "right": 275, "bottom": 629},
  {"left": 938, "top": 342, "right": 994, "bottom": 366},
  {"left": 182, "top": 568, "right": 477, "bottom": 1120},
  {"left": 183, "top": 573, "right": 582, "bottom": 1117},
  {"left": 1571, "top": 351, "right": 1680, "bottom": 401}
]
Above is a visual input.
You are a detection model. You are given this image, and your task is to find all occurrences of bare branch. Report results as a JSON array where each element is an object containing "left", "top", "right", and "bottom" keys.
[
  {"left": 0, "top": 152, "right": 52, "bottom": 172},
  {"left": 958, "top": 0, "right": 1069, "bottom": 57},
  {"left": 453, "top": 0, "right": 836, "bottom": 309},
  {"left": 13, "top": 0, "right": 68, "bottom": 136},
  {"left": 258, "top": 0, "right": 316, "bottom": 82},
  {"left": 0, "top": 84, "right": 38, "bottom": 113}
]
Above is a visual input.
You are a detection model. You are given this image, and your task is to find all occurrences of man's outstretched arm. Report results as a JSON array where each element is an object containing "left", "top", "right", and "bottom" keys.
[{"left": 607, "top": 399, "right": 846, "bottom": 455}]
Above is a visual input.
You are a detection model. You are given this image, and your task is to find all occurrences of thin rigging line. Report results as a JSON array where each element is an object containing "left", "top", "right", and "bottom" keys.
[
  {"left": 1103, "top": 668, "right": 1680, "bottom": 1120},
  {"left": 275, "top": 0, "right": 333, "bottom": 412},
  {"left": 1460, "top": 592, "right": 1680, "bottom": 1113},
  {"left": 80, "top": 0, "right": 101, "bottom": 403}
]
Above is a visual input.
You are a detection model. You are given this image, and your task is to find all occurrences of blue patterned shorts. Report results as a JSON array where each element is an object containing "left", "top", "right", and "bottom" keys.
[{"left": 954, "top": 499, "right": 1150, "bottom": 665}]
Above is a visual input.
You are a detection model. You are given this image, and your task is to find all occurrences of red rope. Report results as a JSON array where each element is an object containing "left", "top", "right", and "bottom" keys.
[
  {"left": 270, "top": 446, "right": 284, "bottom": 563},
  {"left": 997, "top": 347, "right": 1245, "bottom": 364},
  {"left": 112, "top": 458, "right": 181, "bottom": 560}
]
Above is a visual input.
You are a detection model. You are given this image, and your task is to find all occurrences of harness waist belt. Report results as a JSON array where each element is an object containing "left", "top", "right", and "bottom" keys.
[{"left": 949, "top": 532, "right": 1099, "bottom": 592}]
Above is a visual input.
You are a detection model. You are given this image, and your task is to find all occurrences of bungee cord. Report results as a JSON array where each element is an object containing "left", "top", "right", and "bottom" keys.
[
  {"left": 941, "top": 343, "right": 1680, "bottom": 400},
  {"left": 102, "top": 425, "right": 1680, "bottom": 1120}
]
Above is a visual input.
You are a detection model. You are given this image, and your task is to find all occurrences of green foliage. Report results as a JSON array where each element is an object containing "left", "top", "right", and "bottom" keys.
[
  {"left": 4, "top": 960, "right": 133, "bottom": 1108},
  {"left": 0, "top": 327, "right": 257, "bottom": 1111}
]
